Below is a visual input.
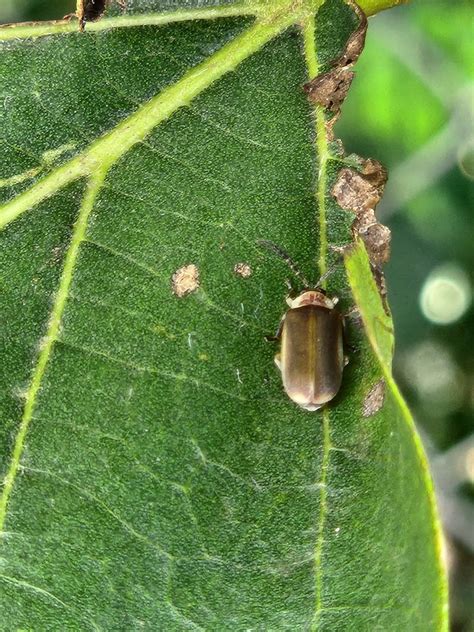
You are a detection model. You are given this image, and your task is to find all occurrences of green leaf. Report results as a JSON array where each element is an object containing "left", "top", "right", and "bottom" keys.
[{"left": 0, "top": 0, "right": 448, "bottom": 629}]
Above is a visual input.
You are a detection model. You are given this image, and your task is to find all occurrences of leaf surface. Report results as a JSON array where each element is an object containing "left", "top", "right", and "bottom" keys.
[{"left": 0, "top": 0, "right": 447, "bottom": 629}]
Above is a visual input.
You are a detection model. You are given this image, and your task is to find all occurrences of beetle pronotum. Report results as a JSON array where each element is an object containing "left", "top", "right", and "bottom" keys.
[{"left": 259, "top": 241, "right": 347, "bottom": 411}]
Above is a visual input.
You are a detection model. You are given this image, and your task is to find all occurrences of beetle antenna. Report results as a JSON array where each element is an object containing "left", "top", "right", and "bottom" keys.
[
  {"left": 315, "top": 264, "right": 338, "bottom": 288},
  {"left": 257, "top": 240, "right": 310, "bottom": 288}
]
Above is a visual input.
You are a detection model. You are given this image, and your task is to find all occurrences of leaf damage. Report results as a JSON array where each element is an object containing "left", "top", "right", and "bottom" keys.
[
  {"left": 333, "top": 157, "right": 391, "bottom": 267},
  {"left": 76, "top": 0, "right": 109, "bottom": 30},
  {"left": 304, "top": 0, "right": 367, "bottom": 113},
  {"left": 74, "top": 0, "right": 126, "bottom": 31},
  {"left": 304, "top": 0, "right": 391, "bottom": 302}
]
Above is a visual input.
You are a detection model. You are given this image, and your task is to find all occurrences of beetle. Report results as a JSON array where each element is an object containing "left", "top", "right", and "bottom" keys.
[{"left": 259, "top": 240, "right": 347, "bottom": 411}]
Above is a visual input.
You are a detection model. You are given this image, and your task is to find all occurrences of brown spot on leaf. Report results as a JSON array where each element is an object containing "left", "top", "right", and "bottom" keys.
[
  {"left": 171, "top": 264, "right": 200, "bottom": 298},
  {"left": 76, "top": 0, "right": 126, "bottom": 31},
  {"left": 304, "top": 0, "right": 367, "bottom": 113},
  {"left": 362, "top": 379, "right": 385, "bottom": 417},
  {"left": 233, "top": 262, "right": 252, "bottom": 278}
]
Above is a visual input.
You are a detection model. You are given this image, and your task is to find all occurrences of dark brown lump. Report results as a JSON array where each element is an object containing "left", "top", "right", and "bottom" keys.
[{"left": 76, "top": 0, "right": 109, "bottom": 30}]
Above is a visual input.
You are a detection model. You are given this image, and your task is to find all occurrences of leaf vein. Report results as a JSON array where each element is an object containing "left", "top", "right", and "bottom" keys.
[
  {"left": 0, "top": 169, "right": 108, "bottom": 532},
  {"left": 22, "top": 466, "right": 172, "bottom": 559},
  {"left": 0, "top": 5, "right": 257, "bottom": 41},
  {"left": 55, "top": 339, "right": 248, "bottom": 402},
  {"left": 0, "top": 572, "right": 101, "bottom": 631}
]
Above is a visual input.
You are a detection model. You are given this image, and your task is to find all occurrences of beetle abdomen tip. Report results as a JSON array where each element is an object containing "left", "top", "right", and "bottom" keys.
[{"left": 300, "top": 402, "right": 324, "bottom": 412}]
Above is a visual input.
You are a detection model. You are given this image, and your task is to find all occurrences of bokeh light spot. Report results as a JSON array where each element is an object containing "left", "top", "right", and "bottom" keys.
[
  {"left": 401, "top": 340, "right": 465, "bottom": 415},
  {"left": 420, "top": 263, "right": 471, "bottom": 325},
  {"left": 458, "top": 138, "right": 474, "bottom": 180}
]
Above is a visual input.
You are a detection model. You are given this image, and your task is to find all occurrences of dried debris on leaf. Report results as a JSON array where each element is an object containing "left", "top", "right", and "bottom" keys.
[
  {"left": 362, "top": 380, "right": 386, "bottom": 417},
  {"left": 305, "top": 68, "right": 356, "bottom": 114},
  {"left": 233, "top": 262, "right": 252, "bottom": 279},
  {"left": 332, "top": 157, "right": 392, "bottom": 308},
  {"left": 332, "top": 159, "right": 387, "bottom": 215},
  {"left": 304, "top": 0, "right": 367, "bottom": 112},
  {"left": 171, "top": 264, "right": 200, "bottom": 298}
]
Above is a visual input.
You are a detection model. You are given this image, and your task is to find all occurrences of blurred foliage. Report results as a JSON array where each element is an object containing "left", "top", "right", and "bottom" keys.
[
  {"left": 1, "top": 0, "right": 473, "bottom": 629},
  {"left": 0, "top": 0, "right": 71, "bottom": 22}
]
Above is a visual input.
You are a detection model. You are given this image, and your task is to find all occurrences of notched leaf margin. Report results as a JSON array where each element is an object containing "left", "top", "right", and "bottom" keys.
[
  {"left": 304, "top": 0, "right": 391, "bottom": 306},
  {"left": 304, "top": 0, "right": 367, "bottom": 113}
]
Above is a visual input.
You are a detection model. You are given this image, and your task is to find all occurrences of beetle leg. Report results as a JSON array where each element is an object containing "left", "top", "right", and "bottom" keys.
[
  {"left": 342, "top": 317, "right": 357, "bottom": 353},
  {"left": 265, "top": 316, "right": 285, "bottom": 342},
  {"left": 343, "top": 305, "right": 360, "bottom": 319},
  {"left": 274, "top": 353, "right": 282, "bottom": 371},
  {"left": 344, "top": 355, "right": 350, "bottom": 367}
]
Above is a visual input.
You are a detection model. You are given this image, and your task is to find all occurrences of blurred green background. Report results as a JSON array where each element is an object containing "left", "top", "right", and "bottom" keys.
[{"left": 1, "top": 0, "right": 473, "bottom": 628}]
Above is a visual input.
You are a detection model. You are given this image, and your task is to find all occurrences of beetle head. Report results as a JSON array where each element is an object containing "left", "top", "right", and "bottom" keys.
[{"left": 288, "top": 289, "right": 336, "bottom": 310}]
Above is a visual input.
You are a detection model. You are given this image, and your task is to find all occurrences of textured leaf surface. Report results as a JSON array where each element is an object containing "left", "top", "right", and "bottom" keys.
[{"left": 0, "top": 0, "right": 447, "bottom": 629}]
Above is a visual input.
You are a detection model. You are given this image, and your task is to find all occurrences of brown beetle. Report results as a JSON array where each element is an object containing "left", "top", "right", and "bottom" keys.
[
  {"left": 275, "top": 289, "right": 344, "bottom": 411},
  {"left": 259, "top": 241, "right": 347, "bottom": 411}
]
